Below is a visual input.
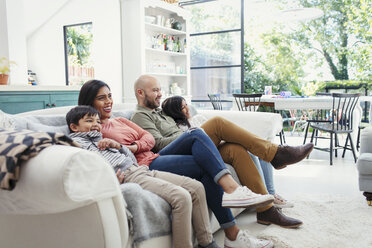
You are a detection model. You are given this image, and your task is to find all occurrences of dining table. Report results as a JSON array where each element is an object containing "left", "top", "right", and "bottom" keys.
[
  {"left": 259, "top": 95, "right": 365, "bottom": 140},
  {"left": 260, "top": 95, "right": 340, "bottom": 110}
]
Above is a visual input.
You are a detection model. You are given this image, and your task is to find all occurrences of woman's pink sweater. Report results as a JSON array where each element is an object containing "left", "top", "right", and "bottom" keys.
[{"left": 101, "top": 117, "right": 159, "bottom": 166}]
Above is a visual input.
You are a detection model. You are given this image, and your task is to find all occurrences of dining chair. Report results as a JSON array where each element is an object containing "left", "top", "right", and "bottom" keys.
[
  {"left": 207, "top": 93, "right": 223, "bottom": 110},
  {"left": 232, "top": 93, "right": 286, "bottom": 144},
  {"left": 302, "top": 92, "right": 333, "bottom": 145},
  {"left": 232, "top": 93, "right": 262, "bottom": 111},
  {"left": 309, "top": 92, "right": 361, "bottom": 165}
]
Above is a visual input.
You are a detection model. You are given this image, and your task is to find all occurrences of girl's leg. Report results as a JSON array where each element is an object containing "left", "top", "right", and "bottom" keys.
[
  {"left": 259, "top": 158, "right": 275, "bottom": 195},
  {"left": 201, "top": 116, "right": 278, "bottom": 162},
  {"left": 249, "top": 152, "right": 266, "bottom": 186}
]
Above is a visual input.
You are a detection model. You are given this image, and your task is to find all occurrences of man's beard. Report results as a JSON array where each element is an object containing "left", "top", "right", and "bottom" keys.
[{"left": 144, "top": 94, "right": 159, "bottom": 109}]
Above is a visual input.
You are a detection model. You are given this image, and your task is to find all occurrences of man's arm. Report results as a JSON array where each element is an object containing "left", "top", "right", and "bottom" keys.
[{"left": 131, "top": 111, "right": 178, "bottom": 152}]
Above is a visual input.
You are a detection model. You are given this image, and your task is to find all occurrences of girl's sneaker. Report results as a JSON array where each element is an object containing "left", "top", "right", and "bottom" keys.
[{"left": 273, "top": 194, "right": 294, "bottom": 209}]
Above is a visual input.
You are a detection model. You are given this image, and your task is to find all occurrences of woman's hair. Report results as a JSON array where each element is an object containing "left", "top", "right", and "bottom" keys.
[
  {"left": 66, "top": 105, "right": 100, "bottom": 133},
  {"left": 78, "top": 79, "right": 111, "bottom": 106},
  {"left": 161, "top": 96, "right": 191, "bottom": 128}
]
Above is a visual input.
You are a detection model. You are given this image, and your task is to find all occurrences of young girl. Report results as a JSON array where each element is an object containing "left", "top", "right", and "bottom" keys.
[{"left": 161, "top": 95, "right": 294, "bottom": 209}]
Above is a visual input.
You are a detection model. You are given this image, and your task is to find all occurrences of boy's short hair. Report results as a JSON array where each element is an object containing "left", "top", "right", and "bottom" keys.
[{"left": 66, "top": 105, "right": 101, "bottom": 133}]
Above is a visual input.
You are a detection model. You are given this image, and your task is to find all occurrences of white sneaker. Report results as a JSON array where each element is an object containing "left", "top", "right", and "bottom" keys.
[
  {"left": 273, "top": 194, "right": 294, "bottom": 209},
  {"left": 222, "top": 186, "right": 274, "bottom": 208},
  {"left": 224, "top": 230, "right": 273, "bottom": 248}
]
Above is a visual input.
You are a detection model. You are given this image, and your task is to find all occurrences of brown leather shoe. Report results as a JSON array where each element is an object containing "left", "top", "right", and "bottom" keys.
[
  {"left": 257, "top": 206, "right": 303, "bottom": 228},
  {"left": 271, "top": 143, "right": 314, "bottom": 169}
]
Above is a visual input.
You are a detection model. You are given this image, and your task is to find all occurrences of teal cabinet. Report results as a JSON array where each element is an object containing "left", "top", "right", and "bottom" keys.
[{"left": 0, "top": 91, "right": 79, "bottom": 114}]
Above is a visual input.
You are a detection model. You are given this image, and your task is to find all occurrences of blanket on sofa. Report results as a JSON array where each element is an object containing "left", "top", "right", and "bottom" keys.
[
  {"left": 120, "top": 183, "right": 171, "bottom": 246},
  {"left": 0, "top": 129, "right": 80, "bottom": 190}
]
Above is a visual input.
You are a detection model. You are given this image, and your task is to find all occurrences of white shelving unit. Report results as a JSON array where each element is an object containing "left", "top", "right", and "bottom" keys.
[{"left": 121, "top": 0, "right": 190, "bottom": 102}]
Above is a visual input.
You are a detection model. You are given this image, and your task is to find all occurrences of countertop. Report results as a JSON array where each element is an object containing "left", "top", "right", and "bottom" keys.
[{"left": 0, "top": 85, "right": 81, "bottom": 91}]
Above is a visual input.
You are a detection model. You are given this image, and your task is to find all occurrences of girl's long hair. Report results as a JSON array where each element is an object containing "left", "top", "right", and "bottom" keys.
[{"left": 161, "top": 96, "right": 191, "bottom": 128}]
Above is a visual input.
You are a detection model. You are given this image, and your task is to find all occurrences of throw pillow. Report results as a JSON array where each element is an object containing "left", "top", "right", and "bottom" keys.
[{"left": 0, "top": 110, "right": 15, "bottom": 129}]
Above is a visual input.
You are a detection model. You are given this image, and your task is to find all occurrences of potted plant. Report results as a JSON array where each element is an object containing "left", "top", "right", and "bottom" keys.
[{"left": 0, "top": 57, "right": 16, "bottom": 85}]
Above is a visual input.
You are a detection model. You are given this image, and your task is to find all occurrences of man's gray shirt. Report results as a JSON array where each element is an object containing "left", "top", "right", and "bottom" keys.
[{"left": 131, "top": 105, "right": 183, "bottom": 153}]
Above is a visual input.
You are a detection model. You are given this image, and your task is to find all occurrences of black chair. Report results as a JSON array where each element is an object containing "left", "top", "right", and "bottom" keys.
[
  {"left": 232, "top": 93, "right": 262, "bottom": 111},
  {"left": 232, "top": 93, "right": 286, "bottom": 144},
  {"left": 207, "top": 94, "right": 223, "bottom": 110},
  {"left": 309, "top": 93, "right": 361, "bottom": 165},
  {"left": 303, "top": 92, "right": 333, "bottom": 145}
]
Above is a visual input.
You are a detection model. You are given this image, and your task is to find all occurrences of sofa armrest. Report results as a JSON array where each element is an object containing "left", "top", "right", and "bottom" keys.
[
  {"left": 0, "top": 145, "right": 121, "bottom": 215},
  {"left": 198, "top": 110, "right": 283, "bottom": 141},
  {"left": 360, "top": 126, "right": 372, "bottom": 154}
]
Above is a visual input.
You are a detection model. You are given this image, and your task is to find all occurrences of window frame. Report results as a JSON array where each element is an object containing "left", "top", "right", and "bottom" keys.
[
  {"left": 180, "top": 0, "right": 245, "bottom": 92},
  {"left": 63, "top": 22, "right": 93, "bottom": 86}
]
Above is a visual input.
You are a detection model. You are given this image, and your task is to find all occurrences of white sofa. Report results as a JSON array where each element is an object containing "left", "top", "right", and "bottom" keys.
[
  {"left": 0, "top": 105, "right": 283, "bottom": 248},
  {"left": 357, "top": 126, "right": 372, "bottom": 206}
]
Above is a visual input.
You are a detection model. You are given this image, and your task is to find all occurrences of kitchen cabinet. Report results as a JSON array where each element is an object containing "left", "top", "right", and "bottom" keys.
[
  {"left": 0, "top": 90, "right": 79, "bottom": 114},
  {"left": 121, "top": 0, "right": 190, "bottom": 101}
]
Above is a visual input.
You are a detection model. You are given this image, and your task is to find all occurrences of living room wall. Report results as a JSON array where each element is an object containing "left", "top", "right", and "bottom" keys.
[{"left": 26, "top": 0, "right": 123, "bottom": 102}]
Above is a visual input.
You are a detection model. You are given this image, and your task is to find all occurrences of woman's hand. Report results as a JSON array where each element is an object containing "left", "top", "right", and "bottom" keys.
[
  {"left": 116, "top": 169, "right": 125, "bottom": 184},
  {"left": 97, "top": 138, "right": 121, "bottom": 150},
  {"left": 126, "top": 143, "right": 138, "bottom": 153}
]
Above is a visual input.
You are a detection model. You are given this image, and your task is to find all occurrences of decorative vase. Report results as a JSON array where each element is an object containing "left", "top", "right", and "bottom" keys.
[{"left": 0, "top": 74, "right": 9, "bottom": 85}]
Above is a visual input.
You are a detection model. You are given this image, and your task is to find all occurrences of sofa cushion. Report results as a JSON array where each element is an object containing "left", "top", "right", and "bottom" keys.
[
  {"left": 27, "top": 122, "right": 70, "bottom": 135},
  {"left": 0, "top": 110, "right": 15, "bottom": 129},
  {"left": 357, "top": 153, "right": 372, "bottom": 175},
  {"left": 0, "top": 109, "right": 135, "bottom": 135}
]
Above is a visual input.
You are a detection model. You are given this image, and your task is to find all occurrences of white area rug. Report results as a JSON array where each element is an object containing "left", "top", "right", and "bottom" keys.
[{"left": 257, "top": 194, "right": 372, "bottom": 248}]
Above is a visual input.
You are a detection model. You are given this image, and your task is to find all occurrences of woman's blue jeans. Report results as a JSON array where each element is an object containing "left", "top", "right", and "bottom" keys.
[{"left": 149, "top": 128, "right": 236, "bottom": 229}]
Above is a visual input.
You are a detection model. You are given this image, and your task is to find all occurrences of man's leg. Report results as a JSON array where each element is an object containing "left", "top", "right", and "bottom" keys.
[
  {"left": 218, "top": 143, "right": 303, "bottom": 228},
  {"left": 158, "top": 128, "right": 231, "bottom": 183}
]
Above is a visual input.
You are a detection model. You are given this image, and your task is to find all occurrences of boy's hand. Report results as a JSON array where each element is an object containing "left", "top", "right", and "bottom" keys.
[
  {"left": 97, "top": 138, "right": 121, "bottom": 150},
  {"left": 116, "top": 169, "right": 125, "bottom": 184},
  {"left": 126, "top": 143, "right": 138, "bottom": 153}
]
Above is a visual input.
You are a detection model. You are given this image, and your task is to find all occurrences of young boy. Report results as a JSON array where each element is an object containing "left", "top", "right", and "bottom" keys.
[{"left": 66, "top": 105, "right": 219, "bottom": 248}]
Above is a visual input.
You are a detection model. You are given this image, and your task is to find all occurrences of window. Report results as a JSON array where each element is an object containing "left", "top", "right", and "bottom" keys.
[
  {"left": 63, "top": 22, "right": 94, "bottom": 86},
  {"left": 181, "top": 0, "right": 243, "bottom": 101}
]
